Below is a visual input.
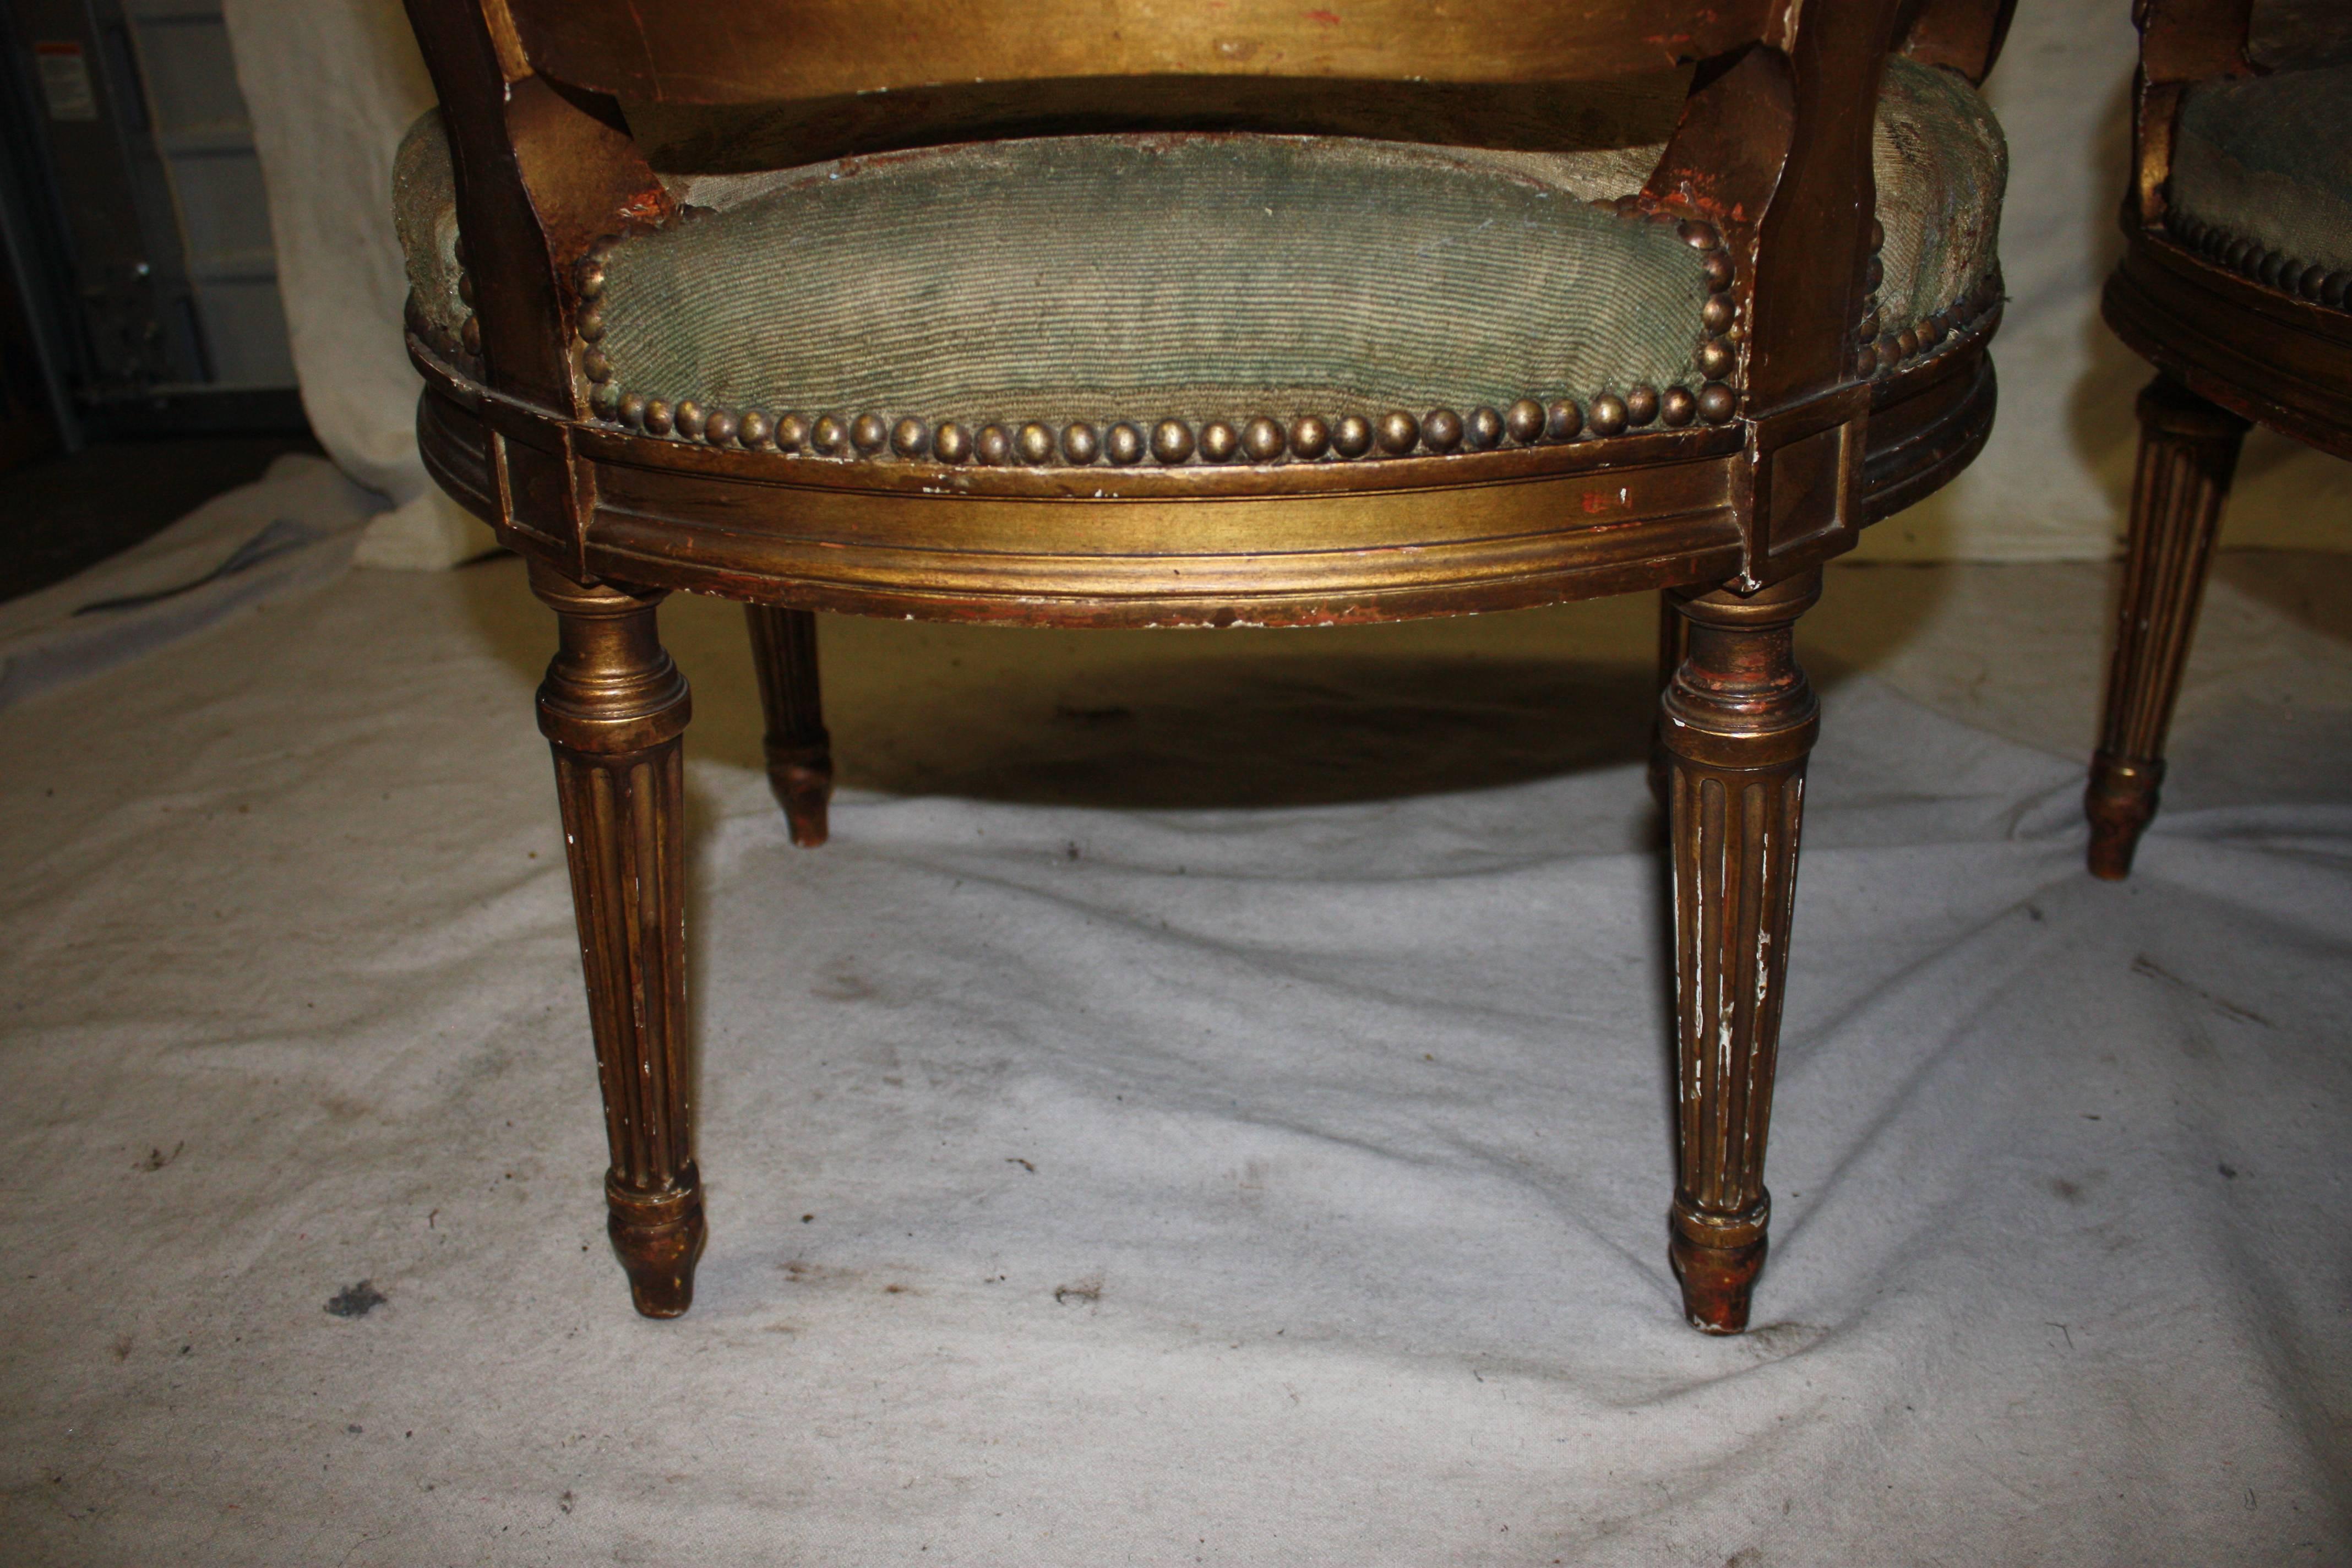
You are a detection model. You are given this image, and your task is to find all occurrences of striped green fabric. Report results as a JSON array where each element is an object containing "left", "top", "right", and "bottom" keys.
[
  {"left": 394, "top": 111, "right": 462, "bottom": 342},
  {"left": 396, "top": 56, "right": 2004, "bottom": 426},
  {"left": 1871, "top": 56, "right": 2006, "bottom": 337},
  {"left": 2170, "top": 64, "right": 2352, "bottom": 276},
  {"left": 603, "top": 134, "right": 1707, "bottom": 428}
]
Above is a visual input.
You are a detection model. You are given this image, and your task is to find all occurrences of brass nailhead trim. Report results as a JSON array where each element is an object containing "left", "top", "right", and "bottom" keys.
[
  {"left": 1853, "top": 213, "right": 2004, "bottom": 380},
  {"left": 1677, "top": 219, "right": 1720, "bottom": 251},
  {"left": 2168, "top": 213, "right": 2352, "bottom": 309},
  {"left": 559, "top": 204, "right": 1747, "bottom": 462},
  {"left": 1240, "top": 416, "right": 1284, "bottom": 462},
  {"left": 417, "top": 235, "right": 487, "bottom": 380},
  {"left": 1858, "top": 265, "right": 2004, "bottom": 379}
]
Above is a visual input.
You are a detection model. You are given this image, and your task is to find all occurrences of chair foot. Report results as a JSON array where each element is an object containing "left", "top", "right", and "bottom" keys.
[
  {"left": 608, "top": 1175, "right": 707, "bottom": 1319},
  {"left": 1670, "top": 1231, "right": 1767, "bottom": 1335},
  {"left": 2085, "top": 753, "right": 2161, "bottom": 881},
  {"left": 745, "top": 605, "right": 833, "bottom": 847},
  {"left": 765, "top": 741, "right": 833, "bottom": 847}
]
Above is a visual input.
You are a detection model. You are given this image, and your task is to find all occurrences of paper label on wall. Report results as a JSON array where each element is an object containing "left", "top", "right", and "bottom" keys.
[{"left": 35, "top": 41, "right": 99, "bottom": 122}]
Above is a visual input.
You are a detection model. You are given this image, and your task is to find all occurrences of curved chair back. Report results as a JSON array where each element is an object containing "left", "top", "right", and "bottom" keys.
[
  {"left": 502, "top": 0, "right": 1768, "bottom": 104},
  {"left": 2130, "top": 0, "right": 2257, "bottom": 228},
  {"left": 404, "top": 0, "right": 2011, "bottom": 584}
]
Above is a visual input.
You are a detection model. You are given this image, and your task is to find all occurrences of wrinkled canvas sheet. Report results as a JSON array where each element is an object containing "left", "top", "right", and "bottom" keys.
[
  {"left": 1, "top": 546, "right": 2346, "bottom": 1564},
  {"left": 0, "top": 456, "right": 379, "bottom": 712}
]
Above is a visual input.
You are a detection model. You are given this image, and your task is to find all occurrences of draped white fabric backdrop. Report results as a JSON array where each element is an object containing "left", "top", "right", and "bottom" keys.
[{"left": 219, "top": 0, "right": 2352, "bottom": 560}]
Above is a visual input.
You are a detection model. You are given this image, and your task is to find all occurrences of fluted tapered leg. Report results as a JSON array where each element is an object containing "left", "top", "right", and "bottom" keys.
[
  {"left": 1659, "top": 570, "right": 1821, "bottom": 1333},
  {"left": 533, "top": 563, "right": 704, "bottom": 1318},
  {"left": 2086, "top": 375, "right": 2250, "bottom": 879},
  {"left": 745, "top": 605, "right": 833, "bottom": 847}
]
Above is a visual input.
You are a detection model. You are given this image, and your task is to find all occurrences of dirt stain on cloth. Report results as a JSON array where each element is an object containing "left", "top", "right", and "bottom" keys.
[{"left": 324, "top": 1281, "right": 387, "bottom": 1318}]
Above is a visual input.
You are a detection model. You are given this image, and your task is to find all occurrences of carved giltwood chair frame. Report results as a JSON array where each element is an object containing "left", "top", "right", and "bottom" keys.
[
  {"left": 399, "top": 0, "right": 2013, "bottom": 1331},
  {"left": 2088, "top": 0, "right": 2352, "bottom": 876}
]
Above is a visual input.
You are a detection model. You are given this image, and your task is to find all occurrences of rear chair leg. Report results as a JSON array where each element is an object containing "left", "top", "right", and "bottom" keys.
[
  {"left": 2086, "top": 374, "right": 2249, "bottom": 879},
  {"left": 745, "top": 605, "right": 834, "bottom": 847}
]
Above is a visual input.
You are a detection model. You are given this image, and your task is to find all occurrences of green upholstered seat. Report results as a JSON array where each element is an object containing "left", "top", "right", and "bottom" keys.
[
  {"left": 2167, "top": 63, "right": 2352, "bottom": 303},
  {"left": 398, "top": 56, "right": 2004, "bottom": 459}
]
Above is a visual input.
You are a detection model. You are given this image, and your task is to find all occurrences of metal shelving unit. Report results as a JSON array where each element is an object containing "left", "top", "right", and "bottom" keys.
[{"left": 1, "top": 0, "right": 301, "bottom": 445}]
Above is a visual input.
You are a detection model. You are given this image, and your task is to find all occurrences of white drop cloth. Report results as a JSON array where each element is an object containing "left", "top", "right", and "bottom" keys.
[
  {"left": 0, "top": 455, "right": 380, "bottom": 712},
  {"left": 2, "top": 544, "right": 2346, "bottom": 1564}
]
